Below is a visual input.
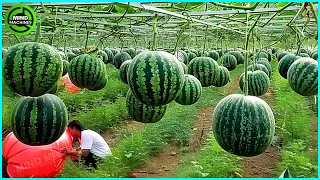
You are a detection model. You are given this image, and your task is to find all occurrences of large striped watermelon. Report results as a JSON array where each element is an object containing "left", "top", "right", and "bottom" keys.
[
  {"left": 48, "top": 84, "right": 58, "bottom": 94},
  {"left": 187, "top": 52, "right": 197, "bottom": 64},
  {"left": 123, "top": 48, "right": 136, "bottom": 59},
  {"left": 3, "top": 42, "right": 63, "bottom": 97},
  {"left": 208, "top": 50, "right": 219, "bottom": 60},
  {"left": 175, "top": 74, "right": 202, "bottom": 105},
  {"left": 299, "top": 53, "right": 310, "bottom": 57},
  {"left": 126, "top": 90, "right": 167, "bottom": 123},
  {"left": 119, "top": 60, "right": 132, "bottom": 84},
  {"left": 11, "top": 94, "right": 68, "bottom": 146},
  {"left": 98, "top": 50, "right": 109, "bottom": 64},
  {"left": 212, "top": 94, "right": 275, "bottom": 156},
  {"left": 277, "top": 51, "right": 290, "bottom": 61},
  {"left": 110, "top": 49, "right": 120, "bottom": 57},
  {"left": 188, "top": 57, "right": 219, "bottom": 87},
  {"left": 228, "top": 51, "right": 244, "bottom": 64},
  {"left": 3, "top": 48, "right": 7, "bottom": 59},
  {"left": 69, "top": 54, "right": 107, "bottom": 91},
  {"left": 278, "top": 54, "right": 298, "bottom": 79},
  {"left": 62, "top": 60, "right": 70, "bottom": 76},
  {"left": 103, "top": 48, "right": 114, "bottom": 63},
  {"left": 256, "top": 59, "right": 272, "bottom": 76},
  {"left": 239, "top": 70, "right": 270, "bottom": 96},
  {"left": 248, "top": 64, "right": 269, "bottom": 77},
  {"left": 113, "top": 52, "right": 132, "bottom": 69},
  {"left": 311, "top": 52, "right": 318, "bottom": 60},
  {"left": 127, "top": 51, "right": 185, "bottom": 106},
  {"left": 222, "top": 54, "right": 237, "bottom": 71},
  {"left": 212, "top": 66, "right": 230, "bottom": 87},
  {"left": 287, "top": 57, "right": 318, "bottom": 96}
]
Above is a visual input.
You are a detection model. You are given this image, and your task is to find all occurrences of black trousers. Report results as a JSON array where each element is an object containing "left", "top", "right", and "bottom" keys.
[{"left": 74, "top": 152, "right": 103, "bottom": 169}]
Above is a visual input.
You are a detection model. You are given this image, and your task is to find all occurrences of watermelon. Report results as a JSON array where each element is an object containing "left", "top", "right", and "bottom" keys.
[
  {"left": 212, "top": 94, "right": 275, "bottom": 156},
  {"left": 287, "top": 57, "right": 318, "bottom": 96},
  {"left": 188, "top": 57, "right": 219, "bottom": 87},
  {"left": 3, "top": 42, "right": 63, "bottom": 97},
  {"left": 98, "top": 50, "right": 109, "bottom": 64},
  {"left": 175, "top": 50, "right": 188, "bottom": 64},
  {"left": 278, "top": 54, "right": 299, "bottom": 79},
  {"left": 248, "top": 64, "right": 269, "bottom": 77},
  {"left": 87, "top": 75, "right": 108, "bottom": 91},
  {"left": 127, "top": 51, "right": 185, "bottom": 106},
  {"left": 11, "top": 94, "right": 68, "bottom": 146},
  {"left": 228, "top": 51, "right": 244, "bottom": 64},
  {"left": 212, "top": 66, "right": 230, "bottom": 87},
  {"left": 65, "top": 52, "right": 76, "bottom": 62},
  {"left": 222, "top": 54, "right": 237, "bottom": 71},
  {"left": 271, "top": 47, "right": 278, "bottom": 54},
  {"left": 311, "top": 52, "right": 318, "bottom": 60},
  {"left": 175, "top": 74, "right": 202, "bottom": 105},
  {"left": 103, "top": 48, "right": 114, "bottom": 63},
  {"left": 239, "top": 70, "right": 270, "bottom": 96},
  {"left": 110, "top": 49, "right": 120, "bottom": 57},
  {"left": 119, "top": 60, "right": 132, "bottom": 84},
  {"left": 299, "top": 53, "right": 310, "bottom": 57},
  {"left": 123, "top": 48, "right": 136, "bottom": 59},
  {"left": 62, "top": 60, "right": 70, "bottom": 76},
  {"left": 2, "top": 48, "right": 7, "bottom": 59},
  {"left": 187, "top": 52, "right": 197, "bottom": 64},
  {"left": 181, "top": 62, "right": 188, "bottom": 74},
  {"left": 113, "top": 52, "right": 132, "bottom": 69},
  {"left": 126, "top": 89, "right": 167, "bottom": 123},
  {"left": 69, "top": 54, "right": 107, "bottom": 90},
  {"left": 208, "top": 50, "right": 219, "bottom": 60},
  {"left": 256, "top": 60, "right": 272, "bottom": 76},
  {"left": 298, "top": 48, "right": 311, "bottom": 56},
  {"left": 58, "top": 51, "right": 67, "bottom": 60},
  {"left": 277, "top": 51, "right": 289, "bottom": 61},
  {"left": 48, "top": 84, "right": 58, "bottom": 94}
]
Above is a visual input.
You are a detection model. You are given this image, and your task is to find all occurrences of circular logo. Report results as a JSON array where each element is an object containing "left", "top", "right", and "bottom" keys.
[{"left": 4, "top": 4, "right": 37, "bottom": 36}]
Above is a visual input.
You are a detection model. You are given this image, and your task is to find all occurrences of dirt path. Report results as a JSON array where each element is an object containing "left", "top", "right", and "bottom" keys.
[
  {"left": 134, "top": 74, "right": 242, "bottom": 178},
  {"left": 134, "top": 107, "right": 214, "bottom": 178}
]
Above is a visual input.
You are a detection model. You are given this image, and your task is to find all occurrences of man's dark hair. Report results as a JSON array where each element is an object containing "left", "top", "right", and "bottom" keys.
[{"left": 67, "top": 120, "right": 86, "bottom": 131}]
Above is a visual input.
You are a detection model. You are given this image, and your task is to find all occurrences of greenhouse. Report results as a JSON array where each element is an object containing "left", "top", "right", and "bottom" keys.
[{"left": 2, "top": 2, "right": 318, "bottom": 178}]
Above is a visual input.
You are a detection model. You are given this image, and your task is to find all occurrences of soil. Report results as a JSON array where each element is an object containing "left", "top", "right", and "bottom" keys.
[
  {"left": 133, "top": 75, "right": 242, "bottom": 178},
  {"left": 134, "top": 107, "right": 214, "bottom": 178},
  {"left": 101, "top": 119, "right": 145, "bottom": 147},
  {"left": 242, "top": 147, "right": 280, "bottom": 178}
]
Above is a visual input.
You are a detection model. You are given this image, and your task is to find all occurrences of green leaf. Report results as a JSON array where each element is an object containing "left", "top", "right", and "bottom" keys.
[
  {"left": 279, "top": 168, "right": 292, "bottom": 178},
  {"left": 277, "top": 2, "right": 289, "bottom": 8}
]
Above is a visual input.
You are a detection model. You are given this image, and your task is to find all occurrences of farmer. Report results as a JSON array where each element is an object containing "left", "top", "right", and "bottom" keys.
[{"left": 60, "top": 120, "right": 112, "bottom": 169}]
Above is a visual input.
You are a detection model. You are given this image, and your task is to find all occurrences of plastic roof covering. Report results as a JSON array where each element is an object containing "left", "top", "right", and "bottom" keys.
[{"left": 2, "top": 2, "right": 318, "bottom": 46}]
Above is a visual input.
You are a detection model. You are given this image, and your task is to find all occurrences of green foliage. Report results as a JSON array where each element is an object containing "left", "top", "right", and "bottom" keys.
[
  {"left": 72, "top": 97, "right": 129, "bottom": 132},
  {"left": 276, "top": 140, "right": 318, "bottom": 178},
  {"left": 270, "top": 59, "right": 318, "bottom": 178},
  {"left": 174, "top": 134, "right": 242, "bottom": 178},
  {"left": 270, "top": 60, "right": 314, "bottom": 143},
  {"left": 61, "top": 101, "right": 198, "bottom": 177}
]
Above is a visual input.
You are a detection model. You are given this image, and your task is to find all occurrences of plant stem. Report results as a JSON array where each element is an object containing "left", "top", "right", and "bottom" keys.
[
  {"left": 244, "top": 11, "right": 250, "bottom": 96},
  {"left": 202, "top": 25, "right": 208, "bottom": 55},
  {"left": 211, "top": 2, "right": 260, "bottom": 11},
  {"left": 152, "top": 15, "right": 158, "bottom": 51},
  {"left": 308, "top": 3, "right": 318, "bottom": 25},
  {"left": 173, "top": 23, "right": 189, "bottom": 55},
  {"left": 34, "top": 19, "right": 41, "bottom": 42}
]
